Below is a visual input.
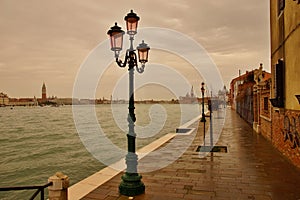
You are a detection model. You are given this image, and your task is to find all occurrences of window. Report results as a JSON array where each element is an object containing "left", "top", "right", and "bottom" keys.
[
  {"left": 270, "top": 59, "right": 285, "bottom": 108},
  {"left": 263, "top": 97, "right": 269, "bottom": 111},
  {"left": 278, "top": 0, "right": 285, "bottom": 15},
  {"left": 275, "top": 59, "right": 285, "bottom": 107}
]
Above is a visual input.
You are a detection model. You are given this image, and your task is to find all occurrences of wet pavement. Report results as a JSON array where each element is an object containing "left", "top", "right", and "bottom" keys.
[{"left": 81, "top": 108, "right": 300, "bottom": 200}]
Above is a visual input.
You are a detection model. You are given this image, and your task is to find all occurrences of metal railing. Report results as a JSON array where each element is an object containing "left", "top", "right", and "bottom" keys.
[{"left": 0, "top": 182, "right": 53, "bottom": 200}]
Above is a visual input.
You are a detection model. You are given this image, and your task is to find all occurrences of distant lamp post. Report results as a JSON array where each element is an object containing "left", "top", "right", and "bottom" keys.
[
  {"left": 200, "top": 82, "right": 206, "bottom": 122},
  {"left": 107, "top": 10, "right": 150, "bottom": 196}
]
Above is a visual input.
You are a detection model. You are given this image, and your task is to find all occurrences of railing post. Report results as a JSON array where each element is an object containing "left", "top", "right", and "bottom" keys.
[{"left": 48, "top": 172, "right": 69, "bottom": 200}]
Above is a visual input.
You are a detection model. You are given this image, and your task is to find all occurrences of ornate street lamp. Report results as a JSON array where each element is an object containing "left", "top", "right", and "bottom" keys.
[
  {"left": 124, "top": 9, "right": 140, "bottom": 36},
  {"left": 107, "top": 23, "right": 125, "bottom": 58},
  {"left": 200, "top": 82, "right": 206, "bottom": 122},
  {"left": 107, "top": 10, "right": 150, "bottom": 196}
]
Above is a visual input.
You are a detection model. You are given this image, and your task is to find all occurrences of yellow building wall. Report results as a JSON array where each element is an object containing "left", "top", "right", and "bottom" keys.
[
  {"left": 270, "top": 0, "right": 300, "bottom": 168},
  {"left": 285, "top": 1, "right": 300, "bottom": 110},
  {"left": 270, "top": 0, "right": 300, "bottom": 110},
  {"left": 270, "top": 0, "right": 283, "bottom": 99},
  {"left": 285, "top": 27, "right": 300, "bottom": 110}
]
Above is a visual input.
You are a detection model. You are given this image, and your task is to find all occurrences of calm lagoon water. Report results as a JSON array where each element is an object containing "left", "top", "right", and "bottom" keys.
[{"left": 0, "top": 104, "right": 200, "bottom": 199}]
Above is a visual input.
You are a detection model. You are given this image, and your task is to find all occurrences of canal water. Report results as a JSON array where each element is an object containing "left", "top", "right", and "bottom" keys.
[{"left": 0, "top": 104, "right": 200, "bottom": 199}]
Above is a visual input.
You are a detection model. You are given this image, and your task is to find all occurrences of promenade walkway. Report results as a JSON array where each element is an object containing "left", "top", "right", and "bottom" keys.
[{"left": 81, "top": 108, "right": 300, "bottom": 200}]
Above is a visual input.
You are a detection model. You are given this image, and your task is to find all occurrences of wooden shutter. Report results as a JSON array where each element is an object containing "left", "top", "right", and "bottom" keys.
[{"left": 275, "top": 60, "right": 284, "bottom": 107}]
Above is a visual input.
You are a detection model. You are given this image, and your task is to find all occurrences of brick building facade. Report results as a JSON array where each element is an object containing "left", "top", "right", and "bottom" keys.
[
  {"left": 236, "top": 75, "right": 255, "bottom": 124},
  {"left": 230, "top": 67, "right": 271, "bottom": 126},
  {"left": 228, "top": 0, "right": 300, "bottom": 168},
  {"left": 269, "top": 0, "right": 300, "bottom": 168},
  {"left": 258, "top": 78, "right": 272, "bottom": 140}
]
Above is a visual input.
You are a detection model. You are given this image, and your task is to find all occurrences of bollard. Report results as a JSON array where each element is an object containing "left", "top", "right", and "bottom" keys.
[{"left": 48, "top": 172, "right": 69, "bottom": 200}]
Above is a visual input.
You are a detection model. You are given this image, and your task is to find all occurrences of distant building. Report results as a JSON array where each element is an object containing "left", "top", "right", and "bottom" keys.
[
  {"left": 0, "top": 92, "right": 9, "bottom": 106},
  {"left": 269, "top": 0, "right": 300, "bottom": 168},
  {"left": 79, "top": 99, "right": 95, "bottom": 105},
  {"left": 230, "top": 65, "right": 271, "bottom": 125},
  {"left": 179, "top": 86, "right": 198, "bottom": 104},
  {"left": 234, "top": 70, "right": 255, "bottom": 124},
  {"left": 252, "top": 63, "right": 272, "bottom": 136},
  {"left": 38, "top": 82, "right": 58, "bottom": 106},
  {"left": 42, "top": 82, "right": 47, "bottom": 101},
  {"left": 55, "top": 98, "right": 74, "bottom": 105},
  {"left": 229, "top": 72, "right": 249, "bottom": 111},
  {"left": 9, "top": 97, "right": 38, "bottom": 106}
]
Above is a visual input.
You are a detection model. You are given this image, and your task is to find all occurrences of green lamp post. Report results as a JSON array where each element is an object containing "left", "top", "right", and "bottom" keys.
[
  {"left": 107, "top": 10, "right": 150, "bottom": 196},
  {"left": 200, "top": 82, "right": 206, "bottom": 122}
]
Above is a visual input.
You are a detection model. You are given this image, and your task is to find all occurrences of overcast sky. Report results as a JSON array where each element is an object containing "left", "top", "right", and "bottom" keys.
[{"left": 0, "top": 0, "right": 270, "bottom": 99}]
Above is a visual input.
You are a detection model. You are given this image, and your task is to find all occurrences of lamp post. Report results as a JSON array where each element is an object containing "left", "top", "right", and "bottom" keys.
[
  {"left": 200, "top": 82, "right": 206, "bottom": 122},
  {"left": 209, "top": 91, "right": 213, "bottom": 148},
  {"left": 107, "top": 10, "right": 150, "bottom": 196},
  {"left": 200, "top": 82, "right": 206, "bottom": 146}
]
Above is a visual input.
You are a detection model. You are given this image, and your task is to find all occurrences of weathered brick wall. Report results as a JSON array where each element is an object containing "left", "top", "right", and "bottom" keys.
[
  {"left": 272, "top": 109, "right": 300, "bottom": 168},
  {"left": 253, "top": 91, "right": 258, "bottom": 124},
  {"left": 237, "top": 85, "right": 254, "bottom": 125},
  {"left": 259, "top": 89, "right": 271, "bottom": 140},
  {"left": 261, "top": 117, "right": 272, "bottom": 140}
]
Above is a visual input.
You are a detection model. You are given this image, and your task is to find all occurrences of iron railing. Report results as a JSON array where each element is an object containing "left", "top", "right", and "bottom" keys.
[{"left": 0, "top": 182, "right": 53, "bottom": 200}]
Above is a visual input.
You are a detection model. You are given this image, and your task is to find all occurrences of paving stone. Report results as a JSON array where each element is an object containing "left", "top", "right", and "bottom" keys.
[{"left": 81, "top": 108, "right": 300, "bottom": 200}]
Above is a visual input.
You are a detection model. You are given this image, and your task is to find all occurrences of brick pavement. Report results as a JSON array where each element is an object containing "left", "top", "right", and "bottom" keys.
[{"left": 81, "top": 108, "right": 300, "bottom": 200}]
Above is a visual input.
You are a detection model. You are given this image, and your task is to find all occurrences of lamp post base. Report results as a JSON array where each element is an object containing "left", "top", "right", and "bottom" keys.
[
  {"left": 200, "top": 116, "right": 206, "bottom": 122},
  {"left": 119, "top": 173, "right": 145, "bottom": 196}
]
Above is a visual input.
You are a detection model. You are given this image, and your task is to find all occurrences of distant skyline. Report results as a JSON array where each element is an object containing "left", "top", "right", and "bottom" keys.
[{"left": 0, "top": 0, "right": 270, "bottom": 99}]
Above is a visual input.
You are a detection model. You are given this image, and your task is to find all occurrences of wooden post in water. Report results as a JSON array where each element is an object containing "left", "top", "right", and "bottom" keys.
[{"left": 48, "top": 172, "right": 69, "bottom": 200}]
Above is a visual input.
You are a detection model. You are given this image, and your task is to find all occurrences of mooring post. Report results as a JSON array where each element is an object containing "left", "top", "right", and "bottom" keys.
[{"left": 48, "top": 172, "right": 69, "bottom": 200}]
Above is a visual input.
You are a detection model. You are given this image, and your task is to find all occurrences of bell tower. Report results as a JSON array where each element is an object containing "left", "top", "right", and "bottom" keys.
[
  {"left": 42, "top": 82, "right": 47, "bottom": 101},
  {"left": 190, "top": 85, "right": 195, "bottom": 98}
]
